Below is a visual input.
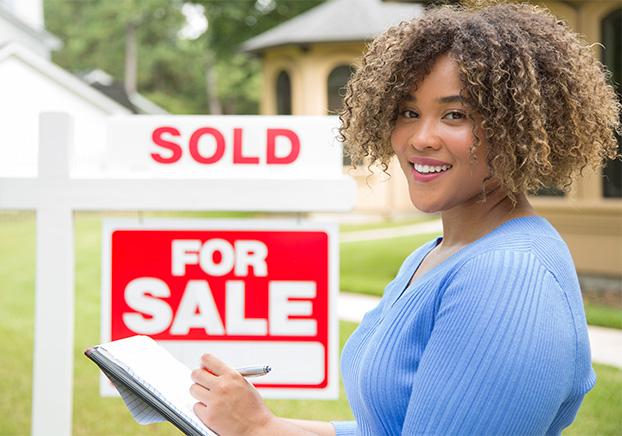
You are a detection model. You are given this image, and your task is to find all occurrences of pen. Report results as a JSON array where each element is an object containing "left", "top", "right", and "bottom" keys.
[{"left": 236, "top": 365, "right": 271, "bottom": 378}]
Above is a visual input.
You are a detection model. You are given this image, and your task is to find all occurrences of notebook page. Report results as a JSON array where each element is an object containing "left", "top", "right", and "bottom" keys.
[
  {"left": 102, "top": 366, "right": 166, "bottom": 424},
  {"left": 100, "top": 335, "right": 215, "bottom": 435}
]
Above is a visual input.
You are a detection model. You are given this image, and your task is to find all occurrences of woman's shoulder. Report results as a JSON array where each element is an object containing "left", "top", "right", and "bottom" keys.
[
  {"left": 460, "top": 215, "right": 576, "bottom": 281},
  {"left": 442, "top": 215, "right": 594, "bottom": 399}
]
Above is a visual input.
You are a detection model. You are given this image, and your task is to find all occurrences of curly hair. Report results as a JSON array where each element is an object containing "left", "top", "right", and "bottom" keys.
[{"left": 339, "top": 2, "right": 621, "bottom": 198}]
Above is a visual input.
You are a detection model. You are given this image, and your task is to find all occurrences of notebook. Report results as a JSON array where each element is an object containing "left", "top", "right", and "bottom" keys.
[{"left": 85, "top": 335, "right": 216, "bottom": 436}]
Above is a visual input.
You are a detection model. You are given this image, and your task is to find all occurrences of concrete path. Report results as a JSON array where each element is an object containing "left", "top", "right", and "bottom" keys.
[
  {"left": 338, "top": 292, "right": 622, "bottom": 369},
  {"left": 340, "top": 219, "right": 443, "bottom": 243}
]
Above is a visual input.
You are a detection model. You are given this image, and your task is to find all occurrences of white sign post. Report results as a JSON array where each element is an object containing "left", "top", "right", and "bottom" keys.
[{"left": 0, "top": 112, "right": 355, "bottom": 436}]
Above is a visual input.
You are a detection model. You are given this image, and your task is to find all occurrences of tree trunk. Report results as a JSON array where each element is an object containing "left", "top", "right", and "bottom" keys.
[
  {"left": 205, "top": 63, "right": 222, "bottom": 115},
  {"left": 125, "top": 21, "right": 137, "bottom": 95}
]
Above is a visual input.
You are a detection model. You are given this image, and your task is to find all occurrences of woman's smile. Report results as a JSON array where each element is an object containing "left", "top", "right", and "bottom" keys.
[{"left": 409, "top": 157, "right": 453, "bottom": 182}]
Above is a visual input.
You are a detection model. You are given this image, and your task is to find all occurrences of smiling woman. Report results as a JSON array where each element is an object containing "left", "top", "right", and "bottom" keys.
[
  {"left": 329, "top": 2, "right": 620, "bottom": 435},
  {"left": 185, "top": 3, "right": 621, "bottom": 436}
]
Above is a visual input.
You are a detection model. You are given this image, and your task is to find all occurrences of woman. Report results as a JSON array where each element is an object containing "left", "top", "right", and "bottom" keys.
[{"left": 189, "top": 3, "right": 621, "bottom": 435}]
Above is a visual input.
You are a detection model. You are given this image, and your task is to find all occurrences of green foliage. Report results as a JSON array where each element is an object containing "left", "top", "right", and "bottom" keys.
[
  {"left": 44, "top": 0, "right": 326, "bottom": 114},
  {"left": 195, "top": 0, "right": 324, "bottom": 56},
  {"left": 215, "top": 53, "right": 262, "bottom": 115},
  {"left": 45, "top": 0, "right": 186, "bottom": 80}
]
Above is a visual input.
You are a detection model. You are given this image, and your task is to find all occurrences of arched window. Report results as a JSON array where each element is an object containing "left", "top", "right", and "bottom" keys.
[
  {"left": 275, "top": 70, "right": 292, "bottom": 115},
  {"left": 602, "top": 8, "right": 622, "bottom": 198},
  {"left": 327, "top": 65, "right": 353, "bottom": 115},
  {"left": 327, "top": 65, "right": 354, "bottom": 164}
]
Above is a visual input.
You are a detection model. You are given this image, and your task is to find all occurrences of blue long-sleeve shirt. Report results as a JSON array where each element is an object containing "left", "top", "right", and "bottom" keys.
[{"left": 333, "top": 216, "right": 595, "bottom": 435}]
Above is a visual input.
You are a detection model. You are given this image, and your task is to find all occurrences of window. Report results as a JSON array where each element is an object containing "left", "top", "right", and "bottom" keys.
[
  {"left": 327, "top": 65, "right": 354, "bottom": 165},
  {"left": 275, "top": 70, "right": 291, "bottom": 115},
  {"left": 602, "top": 8, "right": 622, "bottom": 198},
  {"left": 327, "top": 65, "right": 353, "bottom": 115},
  {"left": 535, "top": 186, "right": 565, "bottom": 197}
]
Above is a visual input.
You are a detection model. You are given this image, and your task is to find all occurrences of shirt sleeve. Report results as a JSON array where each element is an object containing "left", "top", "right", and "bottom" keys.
[
  {"left": 401, "top": 250, "right": 580, "bottom": 435},
  {"left": 331, "top": 420, "right": 357, "bottom": 436}
]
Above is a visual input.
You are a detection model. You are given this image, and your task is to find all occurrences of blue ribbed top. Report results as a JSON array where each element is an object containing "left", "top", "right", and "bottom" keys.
[{"left": 333, "top": 216, "right": 595, "bottom": 435}]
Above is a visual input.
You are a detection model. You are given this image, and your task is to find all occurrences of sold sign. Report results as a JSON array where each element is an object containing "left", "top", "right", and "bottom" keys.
[
  {"left": 105, "top": 116, "right": 343, "bottom": 179},
  {"left": 101, "top": 219, "right": 339, "bottom": 399}
]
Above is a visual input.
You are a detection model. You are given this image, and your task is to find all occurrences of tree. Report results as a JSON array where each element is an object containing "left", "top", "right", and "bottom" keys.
[
  {"left": 191, "top": 0, "right": 324, "bottom": 114},
  {"left": 44, "top": 0, "right": 325, "bottom": 114}
]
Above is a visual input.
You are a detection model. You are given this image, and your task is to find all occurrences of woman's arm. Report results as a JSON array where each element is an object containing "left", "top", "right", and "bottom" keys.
[{"left": 401, "top": 251, "right": 578, "bottom": 434}]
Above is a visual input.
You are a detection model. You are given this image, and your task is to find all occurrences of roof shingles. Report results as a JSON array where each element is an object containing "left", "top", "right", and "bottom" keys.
[{"left": 242, "top": 0, "right": 422, "bottom": 52}]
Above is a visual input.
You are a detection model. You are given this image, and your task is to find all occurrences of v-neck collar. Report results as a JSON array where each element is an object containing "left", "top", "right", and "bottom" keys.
[{"left": 388, "top": 215, "right": 548, "bottom": 308}]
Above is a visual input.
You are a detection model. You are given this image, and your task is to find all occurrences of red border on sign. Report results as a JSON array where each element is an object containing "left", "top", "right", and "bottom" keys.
[{"left": 109, "top": 229, "right": 331, "bottom": 389}]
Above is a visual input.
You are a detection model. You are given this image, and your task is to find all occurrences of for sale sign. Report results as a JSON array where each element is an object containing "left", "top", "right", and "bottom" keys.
[{"left": 101, "top": 218, "right": 338, "bottom": 399}]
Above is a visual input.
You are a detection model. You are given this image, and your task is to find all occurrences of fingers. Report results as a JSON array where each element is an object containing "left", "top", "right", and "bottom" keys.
[
  {"left": 193, "top": 402, "right": 210, "bottom": 424},
  {"left": 200, "top": 353, "right": 235, "bottom": 377},
  {"left": 191, "top": 367, "right": 217, "bottom": 389},
  {"left": 189, "top": 381, "right": 210, "bottom": 404}
]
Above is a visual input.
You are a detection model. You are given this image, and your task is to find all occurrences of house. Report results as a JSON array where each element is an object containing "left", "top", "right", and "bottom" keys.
[
  {"left": 81, "top": 69, "right": 168, "bottom": 115},
  {"left": 0, "top": 0, "right": 165, "bottom": 177},
  {"left": 0, "top": 0, "right": 60, "bottom": 58},
  {"left": 243, "top": 0, "right": 622, "bottom": 283}
]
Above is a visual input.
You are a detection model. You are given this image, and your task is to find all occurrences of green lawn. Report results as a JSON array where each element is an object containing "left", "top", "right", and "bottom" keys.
[
  {"left": 340, "top": 233, "right": 441, "bottom": 296},
  {"left": 583, "top": 303, "right": 622, "bottom": 330},
  {"left": 0, "top": 212, "right": 620, "bottom": 435}
]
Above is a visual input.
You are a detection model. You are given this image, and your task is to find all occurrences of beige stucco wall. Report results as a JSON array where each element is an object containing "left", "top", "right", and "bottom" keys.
[
  {"left": 260, "top": 42, "right": 365, "bottom": 116},
  {"left": 257, "top": 1, "right": 622, "bottom": 277}
]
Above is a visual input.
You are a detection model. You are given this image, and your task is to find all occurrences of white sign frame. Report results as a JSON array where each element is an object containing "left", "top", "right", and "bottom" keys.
[{"left": 0, "top": 113, "right": 355, "bottom": 436}]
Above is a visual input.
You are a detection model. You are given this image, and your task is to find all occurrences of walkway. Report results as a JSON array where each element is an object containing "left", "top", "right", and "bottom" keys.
[
  {"left": 338, "top": 292, "right": 622, "bottom": 369},
  {"left": 340, "top": 219, "right": 443, "bottom": 243}
]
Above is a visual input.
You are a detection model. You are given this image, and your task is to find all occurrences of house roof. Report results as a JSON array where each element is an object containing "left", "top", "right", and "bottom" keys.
[
  {"left": 0, "top": 4, "right": 62, "bottom": 51},
  {"left": 242, "top": 0, "right": 423, "bottom": 53},
  {"left": 82, "top": 69, "right": 168, "bottom": 115},
  {"left": 0, "top": 42, "right": 130, "bottom": 114}
]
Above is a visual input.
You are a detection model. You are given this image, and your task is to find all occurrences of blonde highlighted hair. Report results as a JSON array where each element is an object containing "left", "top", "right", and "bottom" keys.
[{"left": 339, "top": 2, "right": 621, "bottom": 198}]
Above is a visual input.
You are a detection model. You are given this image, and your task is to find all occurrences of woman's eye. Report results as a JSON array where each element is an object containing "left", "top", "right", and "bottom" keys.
[
  {"left": 444, "top": 111, "right": 466, "bottom": 120},
  {"left": 400, "top": 109, "right": 419, "bottom": 119}
]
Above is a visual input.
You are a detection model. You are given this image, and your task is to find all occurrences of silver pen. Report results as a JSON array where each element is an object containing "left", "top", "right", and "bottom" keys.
[{"left": 236, "top": 365, "right": 271, "bottom": 378}]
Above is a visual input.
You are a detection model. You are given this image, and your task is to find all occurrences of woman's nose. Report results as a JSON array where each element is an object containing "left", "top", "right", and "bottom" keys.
[{"left": 409, "top": 120, "right": 441, "bottom": 151}]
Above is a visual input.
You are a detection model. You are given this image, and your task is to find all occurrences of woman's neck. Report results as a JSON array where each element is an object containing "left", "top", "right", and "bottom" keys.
[{"left": 439, "top": 185, "right": 536, "bottom": 249}]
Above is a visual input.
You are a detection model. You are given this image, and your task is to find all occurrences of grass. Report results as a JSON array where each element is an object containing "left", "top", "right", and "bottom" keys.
[
  {"left": 340, "top": 233, "right": 441, "bottom": 297},
  {"left": 0, "top": 212, "right": 620, "bottom": 435},
  {"left": 584, "top": 303, "right": 622, "bottom": 330},
  {"left": 566, "top": 363, "right": 622, "bottom": 435}
]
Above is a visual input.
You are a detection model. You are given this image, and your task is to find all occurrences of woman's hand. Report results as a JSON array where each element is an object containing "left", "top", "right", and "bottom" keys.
[{"left": 190, "top": 353, "right": 276, "bottom": 436}]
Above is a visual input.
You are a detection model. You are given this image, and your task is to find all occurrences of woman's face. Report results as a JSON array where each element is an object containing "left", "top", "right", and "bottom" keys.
[{"left": 391, "top": 54, "right": 491, "bottom": 214}]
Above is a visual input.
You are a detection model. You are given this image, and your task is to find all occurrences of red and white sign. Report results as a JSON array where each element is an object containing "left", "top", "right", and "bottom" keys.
[
  {"left": 101, "top": 218, "right": 338, "bottom": 399},
  {"left": 105, "top": 116, "right": 343, "bottom": 179}
]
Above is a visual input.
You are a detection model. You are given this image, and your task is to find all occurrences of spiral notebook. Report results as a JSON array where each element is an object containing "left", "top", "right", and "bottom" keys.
[{"left": 85, "top": 335, "right": 216, "bottom": 436}]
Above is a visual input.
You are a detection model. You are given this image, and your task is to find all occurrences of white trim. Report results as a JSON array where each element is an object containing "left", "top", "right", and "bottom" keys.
[
  {"left": 0, "top": 4, "right": 61, "bottom": 50},
  {"left": 0, "top": 42, "right": 131, "bottom": 114},
  {"left": 128, "top": 92, "right": 169, "bottom": 115}
]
